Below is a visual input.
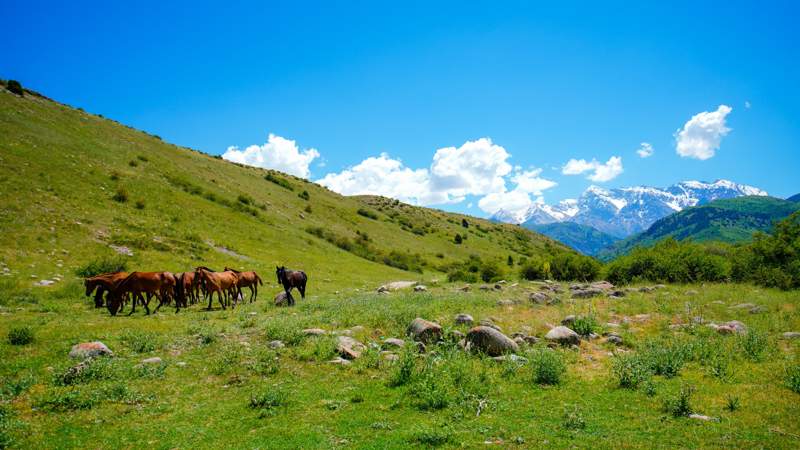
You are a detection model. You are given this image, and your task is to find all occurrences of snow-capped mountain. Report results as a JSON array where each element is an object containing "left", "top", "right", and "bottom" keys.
[{"left": 492, "top": 180, "right": 768, "bottom": 238}]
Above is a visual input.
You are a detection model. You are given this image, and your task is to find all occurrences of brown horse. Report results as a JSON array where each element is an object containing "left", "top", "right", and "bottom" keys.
[
  {"left": 276, "top": 266, "right": 307, "bottom": 306},
  {"left": 224, "top": 267, "right": 263, "bottom": 303},
  {"left": 108, "top": 271, "right": 177, "bottom": 316},
  {"left": 175, "top": 271, "right": 200, "bottom": 307},
  {"left": 194, "top": 267, "right": 239, "bottom": 310},
  {"left": 84, "top": 272, "right": 129, "bottom": 310}
]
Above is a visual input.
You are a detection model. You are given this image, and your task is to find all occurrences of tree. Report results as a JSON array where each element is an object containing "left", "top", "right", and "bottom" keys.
[{"left": 6, "top": 80, "right": 23, "bottom": 96}]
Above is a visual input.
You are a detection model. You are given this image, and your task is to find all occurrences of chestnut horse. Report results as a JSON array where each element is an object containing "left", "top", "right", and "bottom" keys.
[
  {"left": 108, "top": 271, "right": 177, "bottom": 316},
  {"left": 84, "top": 272, "right": 129, "bottom": 310},
  {"left": 174, "top": 271, "right": 201, "bottom": 307},
  {"left": 276, "top": 266, "right": 307, "bottom": 306},
  {"left": 194, "top": 267, "right": 239, "bottom": 310},
  {"left": 224, "top": 267, "right": 263, "bottom": 303}
]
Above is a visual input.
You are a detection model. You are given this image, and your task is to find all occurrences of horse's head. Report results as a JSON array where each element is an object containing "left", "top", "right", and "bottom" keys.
[
  {"left": 84, "top": 278, "right": 96, "bottom": 297},
  {"left": 276, "top": 266, "right": 285, "bottom": 284}
]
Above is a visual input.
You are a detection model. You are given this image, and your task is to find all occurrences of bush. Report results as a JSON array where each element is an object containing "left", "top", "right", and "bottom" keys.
[
  {"left": 237, "top": 194, "right": 254, "bottom": 205},
  {"left": 454, "top": 234, "right": 463, "bottom": 244},
  {"left": 7, "top": 326, "right": 33, "bottom": 345},
  {"left": 112, "top": 187, "right": 129, "bottom": 203},
  {"left": 249, "top": 387, "right": 289, "bottom": 416},
  {"left": 571, "top": 315, "right": 599, "bottom": 337},
  {"left": 639, "top": 337, "right": 691, "bottom": 378},
  {"left": 262, "top": 321, "right": 305, "bottom": 346},
  {"left": 75, "top": 256, "right": 128, "bottom": 277},
  {"left": 529, "top": 348, "right": 565, "bottom": 385},
  {"left": 298, "top": 190, "right": 310, "bottom": 201},
  {"left": 549, "top": 253, "right": 601, "bottom": 282},
  {"left": 36, "top": 388, "right": 97, "bottom": 411},
  {"left": 611, "top": 353, "right": 651, "bottom": 389},
  {"left": 357, "top": 208, "right": 378, "bottom": 220},
  {"left": 134, "top": 199, "right": 145, "bottom": 209},
  {"left": 409, "top": 425, "right": 453, "bottom": 446},
  {"left": 562, "top": 405, "right": 586, "bottom": 430},
  {"left": 388, "top": 346, "right": 417, "bottom": 387},
  {"left": 479, "top": 260, "right": 504, "bottom": 282},
  {"left": 663, "top": 384, "right": 694, "bottom": 417},
  {"left": 6, "top": 79, "right": 23, "bottom": 96},
  {"left": 120, "top": 330, "right": 159, "bottom": 353},
  {"left": 731, "top": 212, "right": 800, "bottom": 289},
  {"left": 786, "top": 364, "right": 800, "bottom": 394},
  {"left": 128, "top": 159, "right": 138, "bottom": 167},
  {"left": 53, "top": 358, "right": 118, "bottom": 386},
  {"left": 737, "top": 330, "right": 770, "bottom": 362},
  {"left": 294, "top": 336, "right": 337, "bottom": 362},
  {"left": 264, "top": 173, "right": 294, "bottom": 191},
  {"left": 520, "top": 257, "right": 551, "bottom": 280}
]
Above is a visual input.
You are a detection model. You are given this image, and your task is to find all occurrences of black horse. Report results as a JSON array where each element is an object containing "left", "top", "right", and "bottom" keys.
[{"left": 276, "top": 266, "right": 307, "bottom": 306}]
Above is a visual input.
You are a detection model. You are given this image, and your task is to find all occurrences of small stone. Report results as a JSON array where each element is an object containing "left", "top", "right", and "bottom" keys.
[
  {"left": 689, "top": 414, "right": 718, "bottom": 422},
  {"left": 328, "top": 357, "right": 351, "bottom": 365},
  {"left": 685, "top": 290, "right": 699, "bottom": 296},
  {"left": 69, "top": 341, "right": 113, "bottom": 360},
  {"left": 749, "top": 306, "right": 766, "bottom": 314},
  {"left": 454, "top": 313, "right": 474, "bottom": 325},
  {"left": 176, "top": 361, "right": 187, "bottom": 367},
  {"left": 274, "top": 291, "right": 291, "bottom": 306},
  {"left": 529, "top": 292, "right": 550, "bottom": 304},
  {"left": 382, "top": 338, "right": 405, "bottom": 349},
  {"left": 268, "top": 340, "right": 285, "bottom": 349},
  {"left": 302, "top": 328, "right": 327, "bottom": 336},
  {"left": 590, "top": 281, "right": 615, "bottom": 290},
  {"left": 34, "top": 279, "right": 55, "bottom": 287},
  {"left": 336, "top": 336, "right": 366, "bottom": 359},
  {"left": 491, "top": 354, "right": 528, "bottom": 363},
  {"left": 413, "top": 285, "right": 427, "bottom": 292},
  {"left": 571, "top": 288, "right": 603, "bottom": 299},
  {"left": 782, "top": 332, "right": 800, "bottom": 340},
  {"left": 561, "top": 315, "right": 576, "bottom": 327},
  {"left": 545, "top": 326, "right": 580, "bottom": 346},
  {"left": 496, "top": 299, "right": 514, "bottom": 306},
  {"left": 720, "top": 320, "right": 747, "bottom": 335},
  {"left": 140, "top": 357, "right": 162, "bottom": 364},
  {"left": 731, "top": 303, "right": 756, "bottom": 309},
  {"left": 606, "top": 334, "right": 623, "bottom": 345},
  {"left": 479, "top": 319, "right": 502, "bottom": 331}
]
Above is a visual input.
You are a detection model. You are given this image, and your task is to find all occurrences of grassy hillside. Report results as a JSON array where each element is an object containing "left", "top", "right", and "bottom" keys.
[
  {"left": 0, "top": 87, "right": 569, "bottom": 290},
  {"left": 525, "top": 222, "right": 620, "bottom": 256},
  {"left": 599, "top": 196, "right": 800, "bottom": 261}
]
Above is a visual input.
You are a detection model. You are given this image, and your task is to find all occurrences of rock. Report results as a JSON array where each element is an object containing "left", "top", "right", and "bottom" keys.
[
  {"left": 718, "top": 320, "right": 747, "bottom": 335},
  {"left": 496, "top": 299, "right": 514, "bottom": 306},
  {"left": 454, "top": 313, "right": 474, "bottom": 325},
  {"left": 376, "top": 286, "right": 389, "bottom": 293},
  {"left": 590, "top": 281, "right": 615, "bottom": 290},
  {"left": 513, "top": 337, "right": 526, "bottom": 346},
  {"left": 494, "top": 283, "right": 503, "bottom": 291},
  {"left": 268, "top": 340, "right": 285, "bottom": 349},
  {"left": 731, "top": 303, "right": 756, "bottom": 309},
  {"left": 406, "top": 318, "right": 442, "bottom": 344},
  {"left": 302, "top": 328, "right": 327, "bottom": 336},
  {"left": 571, "top": 288, "right": 603, "bottom": 299},
  {"left": 459, "top": 285, "right": 471, "bottom": 292},
  {"left": 379, "top": 281, "right": 417, "bottom": 291},
  {"left": 465, "top": 326, "right": 519, "bottom": 356},
  {"left": 328, "top": 357, "right": 351, "bottom": 365},
  {"left": 449, "top": 330, "right": 465, "bottom": 340},
  {"left": 140, "top": 357, "right": 163, "bottom": 364},
  {"left": 545, "top": 326, "right": 580, "bottom": 346},
  {"left": 606, "top": 334, "right": 623, "bottom": 345},
  {"left": 605, "top": 322, "right": 620, "bottom": 329},
  {"left": 382, "top": 338, "right": 405, "bottom": 349},
  {"left": 529, "top": 292, "right": 550, "bottom": 304},
  {"left": 479, "top": 284, "right": 492, "bottom": 291},
  {"left": 413, "top": 285, "right": 427, "bottom": 292},
  {"left": 561, "top": 315, "right": 576, "bottom": 327},
  {"left": 609, "top": 289, "right": 626, "bottom": 298},
  {"left": 639, "top": 286, "right": 655, "bottom": 293},
  {"left": 382, "top": 352, "right": 399, "bottom": 362},
  {"left": 274, "top": 291, "right": 290, "bottom": 306},
  {"left": 336, "top": 336, "right": 366, "bottom": 359},
  {"left": 685, "top": 289, "right": 699, "bottom": 296},
  {"left": 479, "top": 319, "right": 502, "bottom": 331},
  {"left": 749, "top": 306, "right": 766, "bottom": 314},
  {"left": 782, "top": 332, "right": 800, "bottom": 340},
  {"left": 69, "top": 341, "right": 113, "bottom": 360},
  {"left": 689, "top": 414, "right": 718, "bottom": 422},
  {"left": 176, "top": 361, "right": 187, "bottom": 367},
  {"left": 491, "top": 354, "right": 528, "bottom": 363},
  {"left": 34, "top": 279, "right": 55, "bottom": 287},
  {"left": 523, "top": 336, "right": 539, "bottom": 345}
]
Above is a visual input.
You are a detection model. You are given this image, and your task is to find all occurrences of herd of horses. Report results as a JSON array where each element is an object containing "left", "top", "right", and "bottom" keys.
[{"left": 83, "top": 266, "right": 308, "bottom": 316}]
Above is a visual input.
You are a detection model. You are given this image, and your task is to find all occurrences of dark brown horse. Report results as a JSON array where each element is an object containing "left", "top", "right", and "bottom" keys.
[
  {"left": 224, "top": 267, "right": 263, "bottom": 303},
  {"left": 84, "top": 272, "right": 130, "bottom": 310},
  {"left": 276, "top": 266, "right": 307, "bottom": 306},
  {"left": 108, "top": 271, "right": 177, "bottom": 316},
  {"left": 174, "top": 271, "right": 201, "bottom": 307},
  {"left": 194, "top": 267, "right": 239, "bottom": 310}
]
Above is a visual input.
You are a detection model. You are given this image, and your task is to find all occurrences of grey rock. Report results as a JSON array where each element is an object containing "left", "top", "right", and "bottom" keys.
[
  {"left": 491, "top": 354, "right": 528, "bottom": 363},
  {"left": 782, "top": 332, "right": 800, "bottom": 340},
  {"left": 328, "top": 357, "right": 352, "bottom": 365},
  {"left": 302, "top": 328, "right": 327, "bottom": 336},
  {"left": 336, "top": 336, "right": 366, "bottom": 359},
  {"left": 545, "top": 326, "right": 580, "bottom": 346},
  {"left": 529, "top": 292, "right": 550, "bottom": 304},
  {"left": 731, "top": 303, "right": 756, "bottom": 309},
  {"left": 140, "top": 357, "right": 163, "bottom": 364},
  {"left": 406, "top": 318, "right": 442, "bottom": 344},
  {"left": 382, "top": 338, "right": 405, "bottom": 349},
  {"left": 274, "top": 291, "right": 290, "bottom": 306},
  {"left": 561, "top": 315, "right": 576, "bottom": 327},
  {"left": 413, "top": 285, "right": 427, "bottom": 292},
  {"left": 465, "top": 326, "right": 519, "bottom": 356},
  {"left": 268, "top": 340, "right": 285, "bottom": 349},
  {"left": 571, "top": 288, "right": 603, "bottom": 299},
  {"left": 69, "top": 341, "right": 113, "bottom": 360},
  {"left": 454, "top": 313, "right": 474, "bottom": 325},
  {"left": 479, "top": 319, "right": 502, "bottom": 331},
  {"left": 606, "top": 334, "right": 623, "bottom": 345}
]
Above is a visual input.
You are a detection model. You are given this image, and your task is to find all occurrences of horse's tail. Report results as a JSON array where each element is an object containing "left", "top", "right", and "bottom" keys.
[
  {"left": 255, "top": 273, "right": 263, "bottom": 286},
  {"left": 175, "top": 273, "right": 185, "bottom": 301}
]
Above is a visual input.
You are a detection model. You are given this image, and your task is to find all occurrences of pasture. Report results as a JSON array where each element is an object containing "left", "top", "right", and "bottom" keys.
[{"left": 2, "top": 278, "right": 799, "bottom": 448}]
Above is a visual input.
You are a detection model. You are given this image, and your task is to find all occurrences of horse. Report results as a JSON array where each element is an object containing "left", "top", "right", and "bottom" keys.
[
  {"left": 108, "top": 271, "right": 177, "bottom": 316},
  {"left": 224, "top": 267, "right": 263, "bottom": 303},
  {"left": 84, "top": 272, "right": 129, "bottom": 310},
  {"left": 194, "top": 267, "right": 240, "bottom": 310},
  {"left": 174, "top": 271, "right": 200, "bottom": 307},
  {"left": 276, "top": 266, "right": 307, "bottom": 306}
]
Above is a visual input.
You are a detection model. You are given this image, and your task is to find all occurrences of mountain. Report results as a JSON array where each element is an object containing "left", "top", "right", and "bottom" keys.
[
  {"left": 0, "top": 84, "right": 571, "bottom": 286},
  {"left": 493, "top": 180, "right": 768, "bottom": 238},
  {"left": 598, "top": 196, "right": 800, "bottom": 260},
  {"left": 788, "top": 193, "right": 800, "bottom": 203},
  {"left": 525, "top": 222, "right": 620, "bottom": 256}
]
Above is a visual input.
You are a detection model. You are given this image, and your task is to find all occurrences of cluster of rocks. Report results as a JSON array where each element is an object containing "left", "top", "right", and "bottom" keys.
[{"left": 568, "top": 281, "right": 625, "bottom": 299}]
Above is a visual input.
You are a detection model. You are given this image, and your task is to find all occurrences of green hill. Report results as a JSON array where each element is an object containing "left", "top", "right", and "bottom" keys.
[
  {"left": 0, "top": 85, "right": 571, "bottom": 289},
  {"left": 787, "top": 193, "right": 800, "bottom": 203},
  {"left": 525, "top": 222, "right": 620, "bottom": 256},
  {"left": 598, "top": 196, "right": 800, "bottom": 260}
]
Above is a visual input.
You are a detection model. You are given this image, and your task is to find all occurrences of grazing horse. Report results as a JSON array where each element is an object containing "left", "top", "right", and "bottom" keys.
[
  {"left": 175, "top": 271, "right": 200, "bottom": 307},
  {"left": 108, "top": 271, "right": 177, "bottom": 316},
  {"left": 224, "top": 267, "right": 263, "bottom": 303},
  {"left": 194, "top": 267, "right": 239, "bottom": 310},
  {"left": 84, "top": 272, "right": 129, "bottom": 310},
  {"left": 276, "top": 266, "right": 307, "bottom": 306}
]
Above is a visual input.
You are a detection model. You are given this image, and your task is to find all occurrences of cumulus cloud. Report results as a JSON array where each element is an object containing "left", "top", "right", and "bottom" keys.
[
  {"left": 561, "top": 156, "right": 624, "bottom": 182},
  {"left": 222, "top": 133, "right": 320, "bottom": 178},
  {"left": 674, "top": 105, "right": 732, "bottom": 160},
  {"left": 317, "top": 137, "right": 515, "bottom": 205},
  {"left": 636, "top": 142, "right": 654, "bottom": 158},
  {"left": 477, "top": 168, "right": 557, "bottom": 217}
]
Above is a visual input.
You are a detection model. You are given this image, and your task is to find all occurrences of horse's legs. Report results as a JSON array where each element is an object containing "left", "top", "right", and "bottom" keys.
[
  {"left": 285, "top": 288, "right": 295, "bottom": 306},
  {"left": 143, "top": 293, "right": 152, "bottom": 315},
  {"left": 217, "top": 290, "right": 226, "bottom": 310},
  {"left": 127, "top": 293, "right": 138, "bottom": 316},
  {"left": 299, "top": 281, "right": 306, "bottom": 299},
  {"left": 206, "top": 288, "right": 214, "bottom": 310},
  {"left": 249, "top": 285, "right": 255, "bottom": 303}
]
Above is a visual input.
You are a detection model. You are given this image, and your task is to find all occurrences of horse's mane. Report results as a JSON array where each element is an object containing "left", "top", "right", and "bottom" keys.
[
  {"left": 195, "top": 266, "right": 216, "bottom": 272},
  {"left": 114, "top": 271, "right": 139, "bottom": 292},
  {"left": 224, "top": 267, "right": 241, "bottom": 273}
]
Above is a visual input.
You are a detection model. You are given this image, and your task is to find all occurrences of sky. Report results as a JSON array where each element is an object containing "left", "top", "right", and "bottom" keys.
[{"left": 2, "top": 1, "right": 799, "bottom": 218}]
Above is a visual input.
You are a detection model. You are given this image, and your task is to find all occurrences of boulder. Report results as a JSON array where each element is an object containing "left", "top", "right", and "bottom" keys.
[
  {"left": 479, "top": 319, "right": 502, "bottom": 331},
  {"left": 69, "top": 341, "right": 113, "bottom": 360},
  {"left": 545, "top": 326, "right": 580, "bottom": 346},
  {"left": 590, "top": 281, "right": 615, "bottom": 290},
  {"left": 782, "top": 332, "right": 800, "bottom": 340},
  {"left": 561, "top": 315, "right": 576, "bottom": 327},
  {"left": 268, "top": 340, "right": 285, "bottom": 349},
  {"left": 717, "top": 320, "right": 747, "bottom": 335},
  {"left": 454, "top": 313, "right": 474, "bottom": 325},
  {"left": 529, "top": 292, "right": 550, "bottom": 305},
  {"left": 571, "top": 288, "right": 603, "bottom": 299},
  {"left": 606, "top": 334, "right": 623, "bottom": 345},
  {"left": 302, "top": 328, "right": 327, "bottom": 336},
  {"left": 413, "top": 285, "right": 427, "bottom": 292},
  {"left": 336, "top": 336, "right": 366, "bottom": 360},
  {"left": 140, "top": 357, "right": 163, "bottom": 365},
  {"left": 465, "top": 326, "right": 519, "bottom": 356},
  {"left": 382, "top": 338, "right": 405, "bottom": 349},
  {"left": 479, "top": 284, "right": 492, "bottom": 291},
  {"left": 380, "top": 281, "right": 417, "bottom": 291},
  {"left": 406, "top": 318, "right": 442, "bottom": 344},
  {"left": 274, "top": 291, "right": 290, "bottom": 306}
]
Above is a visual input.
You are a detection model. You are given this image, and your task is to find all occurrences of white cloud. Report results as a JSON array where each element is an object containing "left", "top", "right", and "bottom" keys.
[
  {"left": 675, "top": 105, "right": 732, "bottom": 160},
  {"left": 636, "top": 142, "right": 654, "bottom": 158},
  {"left": 744, "top": 101, "right": 751, "bottom": 109},
  {"left": 477, "top": 168, "right": 557, "bottom": 217},
  {"left": 317, "top": 137, "right": 515, "bottom": 206},
  {"left": 222, "top": 133, "right": 320, "bottom": 178},
  {"left": 561, "top": 156, "right": 624, "bottom": 182}
]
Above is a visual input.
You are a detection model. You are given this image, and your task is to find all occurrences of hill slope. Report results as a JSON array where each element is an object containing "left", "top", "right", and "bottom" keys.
[
  {"left": 788, "top": 193, "right": 800, "bottom": 203},
  {"left": 0, "top": 87, "right": 570, "bottom": 289},
  {"left": 598, "top": 196, "right": 800, "bottom": 260},
  {"left": 524, "top": 222, "right": 620, "bottom": 256}
]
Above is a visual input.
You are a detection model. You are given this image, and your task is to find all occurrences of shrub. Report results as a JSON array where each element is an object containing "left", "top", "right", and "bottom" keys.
[
  {"left": 663, "top": 384, "right": 695, "bottom": 417},
  {"left": 461, "top": 218, "right": 469, "bottom": 228},
  {"left": 264, "top": 173, "right": 294, "bottom": 191},
  {"left": 36, "top": 388, "right": 96, "bottom": 411},
  {"left": 294, "top": 336, "right": 336, "bottom": 362},
  {"left": 454, "top": 234, "right": 463, "bottom": 244},
  {"left": 785, "top": 364, "right": 800, "bottom": 394},
  {"left": 6, "top": 79, "right": 23, "bottom": 96},
  {"left": 298, "top": 190, "right": 310, "bottom": 201},
  {"left": 112, "top": 187, "right": 129, "bottom": 203},
  {"left": 1, "top": 373, "right": 34, "bottom": 400},
  {"left": 725, "top": 395, "right": 740, "bottom": 412},
  {"left": 388, "top": 346, "right": 417, "bottom": 387},
  {"left": 304, "top": 204, "right": 312, "bottom": 213},
  {"left": 731, "top": 212, "right": 800, "bottom": 289},
  {"left": 237, "top": 194, "right": 254, "bottom": 205},
  {"left": 357, "top": 208, "right": 378, "bottom": 220},
  {"left": 7, "top": 326, "right": 33, "bottom": 345},
  {"left": 520, "top": 257, "right": 551, "bottom": 280},
  {"left": 262, "top": 321, "right": 305, "bottom": 346},
  {"left": 549, "top": 253, "right": 601, "bottom": 282},
  {"left": 529, "top": 348, "right": 566, "bottom": 385},
  {"left": 120, "top": 330, "right": 159, "bottom": 353},
  {"left": 409, "top": 367, "right": 451, "bottom": 410},
  {"left": 737, "top": 330, "right": 770, "bottom": 362},
  {"left": 249, "top": 386, "right": 289, "bottom": 417},
  {"left": 128, "top": 159, "right": 138, "bottom": 167},
  {"left": 136, "top": 155, "right": 149, "bottom": 162},
  {"left": 409, "top": 425, "right": 453, "bottom": 446},
  {"left": 248, "top": 349, "right": 280, "bottom": 376},
  {"left": 562, "top": 405, "right": 586, "bottom": 430},
  {"left": 75, "top": 256, "right": 128, "bottom": 277},
  {"left": 640, "top": 337, "right": 691, "bottom": 378},
  {"left": 134, "top": 199, "right": 145, "bottom": 209},
  {"left": 571, "top": 315, "right": 599, "bottom": 337},
  {"left": 611, "top": 353, "right": 652, "bottom": 389},
  {"left": 110, "top": 171, "right": 120, "bottom": 181},
  {"left": 53, "top": 358, "right": 118, "bottom": 386},
  {"left": 479, "top": 260, "right": 504, "bottom": 282}
]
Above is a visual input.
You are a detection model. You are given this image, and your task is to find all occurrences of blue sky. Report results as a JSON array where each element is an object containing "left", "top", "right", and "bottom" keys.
[{"left": 2, "top": 1, "right": 798, "bottom": 217}]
